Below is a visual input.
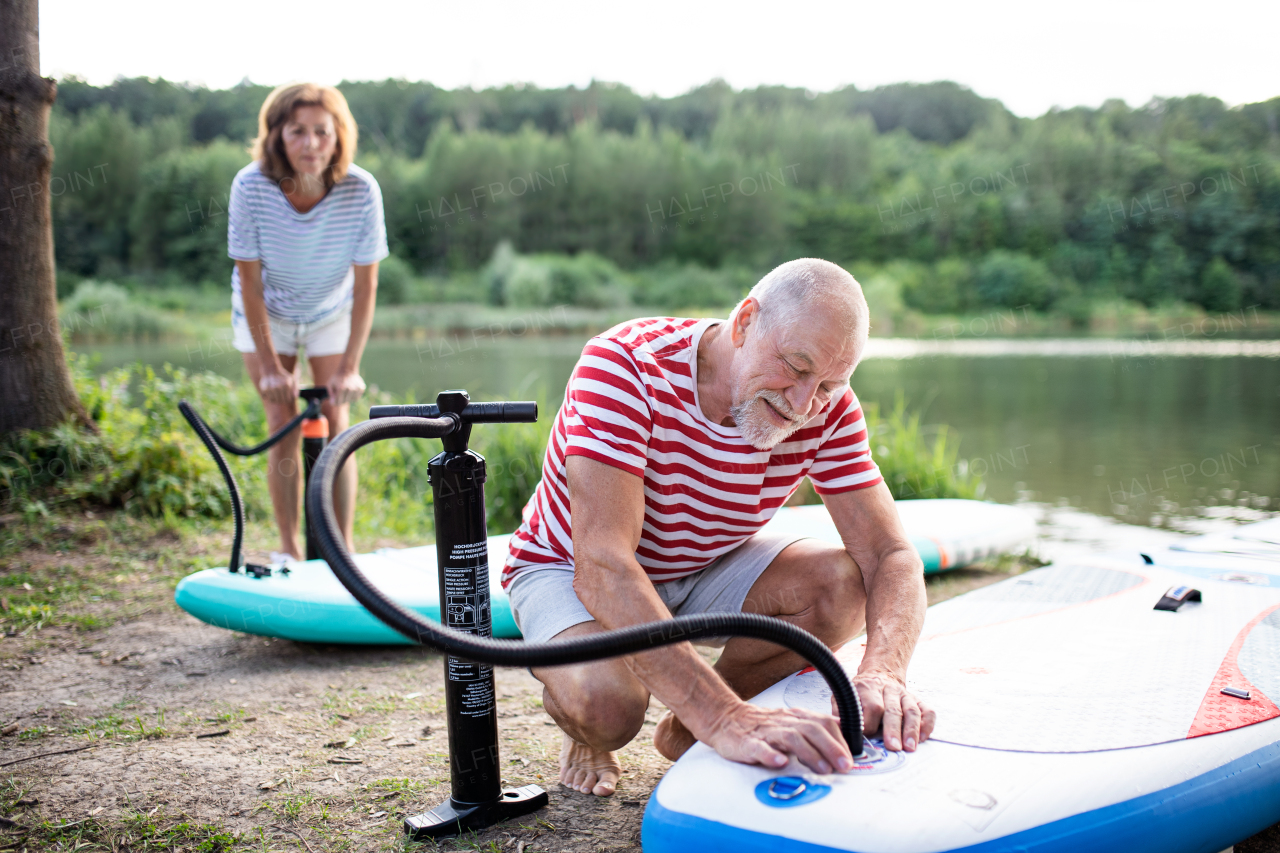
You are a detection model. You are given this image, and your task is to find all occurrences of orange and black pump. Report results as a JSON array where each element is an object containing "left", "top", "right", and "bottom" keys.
[
  {"left": 179, "top": 386, "right": 330, "bottom": 576},
  {"left": 299, "top": 387, "right": 330, "bottom": 562}
]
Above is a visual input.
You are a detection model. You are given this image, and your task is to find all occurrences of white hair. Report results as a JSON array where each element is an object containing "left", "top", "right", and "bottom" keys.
[{"left": 744, "top": 258, "right": 869, "bottom": 350}]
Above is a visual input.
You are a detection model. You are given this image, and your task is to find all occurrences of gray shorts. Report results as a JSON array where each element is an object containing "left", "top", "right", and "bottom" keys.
[{"left": 506, "top": 532, "right": 809, "bottom": 645}]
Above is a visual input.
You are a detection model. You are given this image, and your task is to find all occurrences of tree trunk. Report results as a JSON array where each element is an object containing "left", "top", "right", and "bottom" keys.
[{"left": 0, "top": 0, "right": 89, "bottom": 434}]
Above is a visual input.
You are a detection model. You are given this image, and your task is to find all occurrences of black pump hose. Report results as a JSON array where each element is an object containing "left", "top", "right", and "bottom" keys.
[
  {"left": 305, "top": 415, "right": 865, "bottom": 755},
  {"left": 178, "top": 398, "right": 321, "bottom": 572},
  {"left": 201, "top": 399, "right": 321, "bottom": 457}
]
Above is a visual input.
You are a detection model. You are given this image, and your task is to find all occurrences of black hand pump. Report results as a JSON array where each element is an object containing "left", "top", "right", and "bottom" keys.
[{"left": 372, "top": 390, "right": 548, "bottom": 836}]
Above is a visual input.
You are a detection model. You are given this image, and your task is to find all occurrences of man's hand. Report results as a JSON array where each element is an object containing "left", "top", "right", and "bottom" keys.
[
  {"left": 258, "top": 362, "right": 299, "bottom": 405},
  {"left": 850, "top": 670, "right": 935, "bottom": 752},
  {"left": 821, "top": 483, "right": 933, "bottom": 753},
  {"left": 702, "top": 701, "right": 854, "bottom": 775},
  {"left": 326, "top": 366, "right": 366, "bottom": 406}
]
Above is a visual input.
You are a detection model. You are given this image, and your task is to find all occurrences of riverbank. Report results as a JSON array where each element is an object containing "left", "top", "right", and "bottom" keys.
[{"left": 56, "top": 276, "right": 1280, "bottom": 348}]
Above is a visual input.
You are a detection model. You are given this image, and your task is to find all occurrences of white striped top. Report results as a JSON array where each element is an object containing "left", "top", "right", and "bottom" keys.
[
  {"left": 227, "top": 161, "right": 389, "bottom": 324},
  {"left": 503, "top": 317, "right": 882, "bottom": 587}
]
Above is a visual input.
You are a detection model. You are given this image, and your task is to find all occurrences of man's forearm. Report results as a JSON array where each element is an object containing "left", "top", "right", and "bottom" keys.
[
  {"left": 857, "top": 545, "right": 927, "bottom": 680},
  {"left": 578, "top": 556, "right": 741, "bottom": 738}
]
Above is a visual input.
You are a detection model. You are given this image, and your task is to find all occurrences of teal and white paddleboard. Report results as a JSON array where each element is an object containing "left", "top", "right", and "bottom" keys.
[
  {"left": 175, "top": 540, "right": 519, "bottom": 644},
  {"left": 174, "top": 499, "right": 1037, "bottom": 644}
]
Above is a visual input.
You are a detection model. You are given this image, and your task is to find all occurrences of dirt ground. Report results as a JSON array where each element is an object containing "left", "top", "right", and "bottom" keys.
[{"left": 2, "top": 511, "right": 1279, "bottom": 852}]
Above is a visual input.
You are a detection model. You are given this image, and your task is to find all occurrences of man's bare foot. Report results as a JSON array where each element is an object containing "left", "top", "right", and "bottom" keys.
[
  {"left": 653, "top": 711, "right": 697, "bottom": 761},
  {"left": 559, "top": 733, "right": 621, "bottom": 796}
]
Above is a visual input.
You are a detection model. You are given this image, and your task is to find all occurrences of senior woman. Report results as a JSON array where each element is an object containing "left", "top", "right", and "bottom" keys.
[{"left": 228, "top": 82, "right": 388, "bottom": 560}]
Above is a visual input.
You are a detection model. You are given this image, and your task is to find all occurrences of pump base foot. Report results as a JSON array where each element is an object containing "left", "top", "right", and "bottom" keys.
[{"left": 404, "top": 785, "right": 548, "bottom": 840}]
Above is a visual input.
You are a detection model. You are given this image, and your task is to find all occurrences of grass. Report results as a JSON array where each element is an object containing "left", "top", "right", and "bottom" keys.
[
  {"left": 367, "top": 778, "right": 428, "bottom": 797},
  {"left": 7, "top": 703, "right": 258, "bottom": 744},
  {"left": 864, "top": 394, "right": 984, "bottom": 501},
  {"left": 0, "top": 511, "right": 209, "bottom": 637},
  {"left": 29, "top": 812, "right": 239, "bottom": 853},
  {"left": 785, "top": 393, "right": 983, "bottom": 508},
  {"left": 1, "top": 780, "right": 238, "bottom": 853},
  {"left": 65, "top": 710, "right": 170, "bottom": 741}
]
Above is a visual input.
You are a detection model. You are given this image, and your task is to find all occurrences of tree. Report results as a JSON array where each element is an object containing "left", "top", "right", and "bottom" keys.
[
  {"left": 0, "top": 0, "right": 88, "bottom": 433},
  {"left": 1198, "top": 257, "right": 1243, "bottom": 313}
]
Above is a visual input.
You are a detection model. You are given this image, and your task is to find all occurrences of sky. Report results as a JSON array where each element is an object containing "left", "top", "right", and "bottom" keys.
[{"left": 40, "top": 0, "right": 1280, "bottom": 118}]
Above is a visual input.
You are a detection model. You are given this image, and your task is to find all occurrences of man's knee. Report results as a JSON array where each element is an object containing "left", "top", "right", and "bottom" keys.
[
  {"left": 759, "top": 541, "right": 864, "bottom": 641},
  {"left": 544, "top": 670, "right": 647, "bottom": 750},
  {"left": 807, "top": 545, "right": 865, "bottom": 639}
]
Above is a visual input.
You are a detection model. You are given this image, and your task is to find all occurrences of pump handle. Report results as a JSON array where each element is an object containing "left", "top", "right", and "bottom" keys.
[{"left": 369, "top": 401, "right": 537, "bottom": 423}]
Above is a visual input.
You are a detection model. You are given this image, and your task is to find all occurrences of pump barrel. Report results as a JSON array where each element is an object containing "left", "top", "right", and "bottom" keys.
[
  {"left": 301, "top": 414, "right": 330, "bottom": 562},
  {"left": 428, "top": 447, "right": 502, "bottom": 806},
  {"left": 369, "top": 401, "right": 537, "bottom": 423}
]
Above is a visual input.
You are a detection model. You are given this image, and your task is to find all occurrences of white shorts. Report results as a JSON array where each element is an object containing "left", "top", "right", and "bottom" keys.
[
  {"left": 506, "top": 532, "right": 809, "bottom": 646},
  {"left": 231, "top": 306, "right": 351, "bottom": 358}
]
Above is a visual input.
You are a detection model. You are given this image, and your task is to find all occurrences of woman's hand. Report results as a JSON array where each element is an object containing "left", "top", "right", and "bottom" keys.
[
  {"left": 326, "top": 365, "right": 367, "bottom": 406},
  {"left": 258, "top": 361, "right": 300, "bottom": 405}
]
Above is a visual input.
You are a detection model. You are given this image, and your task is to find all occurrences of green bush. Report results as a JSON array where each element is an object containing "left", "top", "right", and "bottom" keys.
[
  {"left": 900, "top": 258, "right": 971, "bottom": 315},
  {"left": 474, "top": 417, "right": 553, "bottom": 535},
  {"left": 376, "top": 253, "right": 416, "bottom": 305},
  {"left": 1055, "top": 287, "right": 1095, "bottom": 329},
  {"left": 1132, "top": 233, "right": 1191, "bottom": 307},
  {"left": 0, "top": 359, "right": 243, "bottom": 518},
  {"left": 542, "top": 253, "right": 631, "bottom": 309},
  {"left": 975, "top": 251, "right": 1056, "bottom": 311},
  {"left": 59, "top": 280, "right": 190, "bottom": 342},
  {"left": 483, "top": 243, "right": 631, "bottom": 309},
  {"left": 0, "top": 357, "right": 551, "bottom": 546},
  {"left": 504, "top": 257, "right": 553, "bottom": 307},
  {"left": 1198, "top": 257, "right": 1243, "bottom": 312},
  {"left": 631, "top": 262, "right": 752, "bottom": 309}
]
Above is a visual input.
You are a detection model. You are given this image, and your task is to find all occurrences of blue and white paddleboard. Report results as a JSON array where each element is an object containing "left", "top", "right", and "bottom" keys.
[
  {"left": 643, "top": 517, "right": 1280, "bottom": 853},
  {"left": 174, "top": 499, "right": 1037, "bottom": 645}
]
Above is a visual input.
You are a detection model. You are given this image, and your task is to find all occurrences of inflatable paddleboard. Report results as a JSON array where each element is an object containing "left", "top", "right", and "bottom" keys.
[
  {"left": 768, "top": 499, "right": 1036, "bottom": 573},
  {"left": 1171, "top": 516, "right": 1280, "bottom": 560},
  {"left": 174, "top": 499, "right": 1037, "bottom": 645},
  {"left": 643, "top": 530, "right": 1280, "bottom": 852},
  {"left": 175, "top": 539, "right": 521, "bottom": 643}
]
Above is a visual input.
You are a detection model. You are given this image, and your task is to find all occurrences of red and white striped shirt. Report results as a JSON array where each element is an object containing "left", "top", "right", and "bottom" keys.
[{"left": 502, "top": 317, "right": 881, "bottom": 587}]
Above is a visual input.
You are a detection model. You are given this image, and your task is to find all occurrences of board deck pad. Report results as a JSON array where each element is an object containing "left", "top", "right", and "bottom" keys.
[
  {"left": 782, "top": 556, "right": 1280, "bottom": 753},
  {"left": 175, "top": 499, "right": 1037, "bottom": 645},
  {"left": 1238, "top": 609, "right": 1280, "bottom": 701},
  {"left": 1171, "top": 516, "right": 1280, "bottom": 558}
]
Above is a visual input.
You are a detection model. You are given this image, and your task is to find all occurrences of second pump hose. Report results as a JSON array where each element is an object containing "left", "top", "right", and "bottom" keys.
[{"left": 305, "top": 414, "right": 866, "bottom": 755}]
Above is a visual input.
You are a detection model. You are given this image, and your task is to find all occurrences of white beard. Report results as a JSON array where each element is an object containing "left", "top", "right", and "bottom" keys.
[{"left": 730, "top": 388, "right": 803, "bottom": 450}]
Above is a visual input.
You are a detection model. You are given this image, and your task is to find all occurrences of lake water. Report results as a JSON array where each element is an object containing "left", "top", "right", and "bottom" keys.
[{"left": 77, "top": 331, "right": 1280, "bottom": 531}]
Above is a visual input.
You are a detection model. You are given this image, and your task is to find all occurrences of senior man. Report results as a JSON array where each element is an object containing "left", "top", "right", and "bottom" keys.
[{"left": 502, "top": 258, "right": 935, "bottom": 797}]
